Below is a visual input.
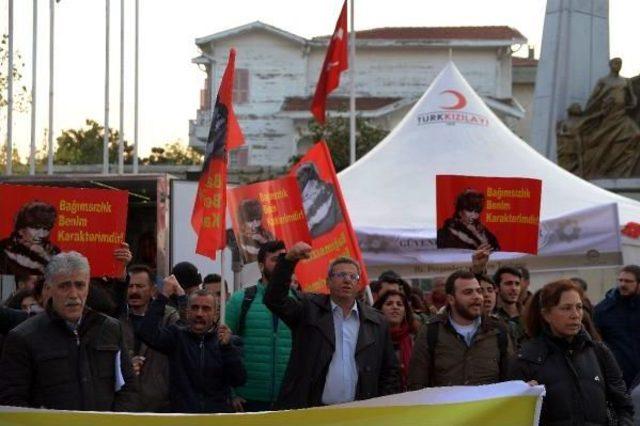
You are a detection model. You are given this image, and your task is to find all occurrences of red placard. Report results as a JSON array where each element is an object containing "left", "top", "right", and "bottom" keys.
[
  {"left": 228, "top": 176, "right": 312, "bottom": 264},
  {"left": 436, "top": 175, "right": 542, "bottom": 254},
  {"left": 0, "top": 184, "right": 129, "bottom": 277},
  {"left": 290, "top": 141, "right": 368, "bottom": 293}
]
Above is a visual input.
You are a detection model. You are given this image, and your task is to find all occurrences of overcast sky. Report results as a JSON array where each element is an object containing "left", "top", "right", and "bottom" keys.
[{"left": 1, "top": 0, "right": 638, "bottom": 160}]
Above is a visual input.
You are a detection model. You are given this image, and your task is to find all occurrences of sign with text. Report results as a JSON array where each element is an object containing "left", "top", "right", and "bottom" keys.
[
  {"left": 228, "top": 176, "right": 312, "bottom": 264},
  {"left": 290, "top": 141, "right": 368, "bottom": 293},
  {"left": 0, "top": 184, "right": 129, "bottom": 277},
  {"left": 436, "top": 175, "right": 542, "bottom": 254}
]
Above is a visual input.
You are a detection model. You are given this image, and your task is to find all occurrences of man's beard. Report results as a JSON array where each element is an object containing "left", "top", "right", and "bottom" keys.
[
  {"left": 262, "top": 266, "right": 273, "bottom": 282},
  {"left": 453, "top": 299, "right": 481, "bottom": 321}
]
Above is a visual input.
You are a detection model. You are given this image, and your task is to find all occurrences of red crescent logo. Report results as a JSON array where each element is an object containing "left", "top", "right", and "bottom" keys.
[{"left": 440, "top": 90, "right": 467, "bottom": 110}]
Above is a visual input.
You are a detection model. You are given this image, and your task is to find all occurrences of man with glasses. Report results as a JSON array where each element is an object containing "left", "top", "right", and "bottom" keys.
[
  {"left": 594, "top": 264, "right": 640, "bottom": 387},
  {"left": 264, "top": 242, "right": 400, "bottom": 409}
]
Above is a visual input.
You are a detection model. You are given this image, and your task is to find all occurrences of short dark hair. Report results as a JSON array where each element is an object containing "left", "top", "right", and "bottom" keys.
[
  {"left": 4, "top": 288, "right": 36, "bottom": 310},
  {"left": 477, "top": 274, "right": 496, "bottom": 288},
  {"left": 238, "top": 199, "right": 263, "bottom": 222},
  {"left": 570, "top": 277, "right": 588, "bottom": 292},
  {"left": 378, "top": 270, "right": 411, "bottom": 299},
  {"left": 369, "top": 280, "right": 381, "bottom": 295},
  {"left": 203, "top": 273, "right": 221, "bottom": 284},
  {"left": 445, "top": 269, "right": 477, "bottom": 295},
  {"left": 128, "top": 264, "right": 155, "bottom": 286},
  {"left": 14, "top": 201, "right": 57, "bottom": 231},
  {"left": 493, "top": 266, "right": 522, "bottom": 286},
  {"left": 328, "top": 256, "right": 361, "bottom": 276},
  {"left": 518, "top": 266, "right": 530, "bottom": 281},
  {"left": 620, "top": 265, "right": 640, "bottom": 283},
  {"left": 188, "top": 288, "right": 215, "bottom": 307},
  {"left": 257, "top": 240, "right": 286, "bottom": 264},
  {"left": 171, "top": 262, "right": 202, "bottom": 290}
]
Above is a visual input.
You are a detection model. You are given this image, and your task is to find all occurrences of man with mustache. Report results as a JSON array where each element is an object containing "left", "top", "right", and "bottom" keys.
[
  {"left": 264, "top": 242, "right": 400, "bottom": 409},
  {"left": 0, "top": 251, "right": 139, "bottom": 411},
  {"left": 120, "top": 264, "right": 179, "bottom": 412},
  {"left": 407, "top": 269, "right": 512, "bottom": 388},
  {"left": 136, "top": 274, "right": 246, "bottom": 413}
]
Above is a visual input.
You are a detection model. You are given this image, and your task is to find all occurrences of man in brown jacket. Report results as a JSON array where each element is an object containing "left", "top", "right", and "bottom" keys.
[{"left": 407, "top": 269, "right": 512, "bottom": 389}]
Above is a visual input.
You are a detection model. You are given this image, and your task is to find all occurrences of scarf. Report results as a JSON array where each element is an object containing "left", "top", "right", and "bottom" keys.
[{"left": 390, "top": 322, "right": 413, "bottom": 387}]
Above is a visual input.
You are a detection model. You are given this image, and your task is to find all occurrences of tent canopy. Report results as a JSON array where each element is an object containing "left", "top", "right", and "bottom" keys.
[{"left": 338, "top": 62, "right": 640, "bottom": 269}]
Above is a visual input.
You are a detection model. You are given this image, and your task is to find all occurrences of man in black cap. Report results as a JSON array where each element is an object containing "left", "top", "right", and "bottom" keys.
[{"left": 0, "top": 201, "right": 60, "bottom": 275}]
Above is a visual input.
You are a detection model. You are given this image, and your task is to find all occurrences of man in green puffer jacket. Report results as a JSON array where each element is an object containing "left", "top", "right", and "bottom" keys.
[{"left": 226, "top": 240, "right": 293, "bottom": 412}]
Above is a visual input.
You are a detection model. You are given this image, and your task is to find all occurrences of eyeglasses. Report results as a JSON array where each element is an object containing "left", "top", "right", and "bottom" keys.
[{"left": 330, "top": 272, "right": 360, "bottom": 281}]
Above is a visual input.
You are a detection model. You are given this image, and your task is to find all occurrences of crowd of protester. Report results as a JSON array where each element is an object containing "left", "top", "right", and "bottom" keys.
[{"left": 0, "top": 239, "right": 638, "bottom": 425}]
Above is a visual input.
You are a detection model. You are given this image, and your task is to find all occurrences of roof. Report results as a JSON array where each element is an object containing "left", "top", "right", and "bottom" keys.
[
  {"left": 196, "top": 22, "right": 528, "bottom": 49},
  {"left": 332, "top": 26, "right": 526, "bottom": 41},
  {"left": 196, "top": 21, "right": 307, "bottom": 47},
  {"left": 281, "top": 96, "right": 403, "bottom": 112}
]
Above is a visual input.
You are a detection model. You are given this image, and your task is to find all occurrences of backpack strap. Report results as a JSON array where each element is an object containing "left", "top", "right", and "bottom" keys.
[
  {"left": 495, "top": 321, "right": 510, "bottom": 380},
  {"left": 426, "top": 321, "right": 440, "bottom": 386},
  {"left": 238, "top": 285, "right": 258, "bottom": 336}
]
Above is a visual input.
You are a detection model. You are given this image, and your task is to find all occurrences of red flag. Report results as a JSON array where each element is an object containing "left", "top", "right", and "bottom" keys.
[
  {"left": 191, "top": 49, "right": 245, "bottom": 259},
  {"left": 310, "top": 0, "right": 348, "bottom": 124},
  {"left": 289, "top": 141, "right": 368, "bottom": 293}
]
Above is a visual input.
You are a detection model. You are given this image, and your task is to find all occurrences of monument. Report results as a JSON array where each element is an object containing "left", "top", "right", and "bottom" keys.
[
  {"left": 530, "top": 0, "right": 610, "bottom": 161},
  {"left": 556, "top": 58, "right": 640, "bottom": 178}
]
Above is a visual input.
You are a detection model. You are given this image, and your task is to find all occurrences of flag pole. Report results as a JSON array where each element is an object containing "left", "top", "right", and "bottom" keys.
[
  {"left": 103, "top": 0, "right": 110, "bottom": 175},
  {"left": 348, "top": 0, "right": 356, "bottom": 166},
  {"left": 47, "top": 0, "right": 55, "bottom": 175},
  {"left": 133, "top": 0, "right": 139, "bottom": 174},
  {"left": 118, "top": 0, "right": 125, "bottom": 174},
  {"left": 6, "top": 0, "right": 14, "bottom": 175},
  {"left": 219, "top": 249, "right": 227, "bottom": 326},
  {"left": 29, "top": 0, "right": 38, "bottom": 175}
]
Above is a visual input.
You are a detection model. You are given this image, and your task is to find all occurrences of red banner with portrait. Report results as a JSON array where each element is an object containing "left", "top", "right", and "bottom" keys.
[
  {"left": 290, "top": 141, "right": 368, "bottom": 293},
  {"left": 436, "top": 175, "right": 542, "bottom": 254},
  {"left": 227, "top": 176, "right": 312, "bottom": 264},
  {"left": 0, "top": 184, "right": 129, "bottom": 277}
]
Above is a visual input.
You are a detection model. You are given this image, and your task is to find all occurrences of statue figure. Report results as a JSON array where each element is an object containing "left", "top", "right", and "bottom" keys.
[
  {"left": 556, "top": 103, "right": 585, "bottom": 174},
  {"left": 578, "top": 58, "right": 640, "bottom": 178}
]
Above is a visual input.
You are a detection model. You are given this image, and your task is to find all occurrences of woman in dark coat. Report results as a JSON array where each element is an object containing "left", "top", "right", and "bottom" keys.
[{"left": 509, "top": 280, "right": 633, "bottom": 425}]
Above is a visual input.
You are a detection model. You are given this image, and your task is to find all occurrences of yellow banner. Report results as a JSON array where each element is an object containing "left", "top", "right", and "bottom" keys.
[{"left": 0, "top": 381, "right": 545, "bottom": 426}]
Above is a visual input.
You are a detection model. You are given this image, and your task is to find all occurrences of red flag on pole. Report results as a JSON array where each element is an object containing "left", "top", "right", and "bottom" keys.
[
  {"left": 191, "top": 48, "right": 244, "bottom": 260},
  {"left": 310, "top": 0, "right": 348, "bottom": 124}
]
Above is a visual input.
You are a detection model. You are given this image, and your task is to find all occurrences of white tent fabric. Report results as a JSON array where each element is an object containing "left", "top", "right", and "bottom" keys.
[{"left": 339, "top": 62, "right": 640, "bottom": 270}]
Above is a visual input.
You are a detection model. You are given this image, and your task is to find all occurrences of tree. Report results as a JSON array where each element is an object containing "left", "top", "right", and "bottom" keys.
[
  {"left": 296, "top": 116, "right": 389, "bottom": 172},
  {"left": 142, "top": 140, "right": 202, "bottom": 165},
  {"left": 0, "top": 34, "right": 29, "bottom": 112},
  {"left": 54, "top": 119, "right": 133, "bottom": 165}
]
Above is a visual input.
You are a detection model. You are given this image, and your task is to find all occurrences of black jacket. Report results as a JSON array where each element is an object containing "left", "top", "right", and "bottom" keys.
[
  {"left": 264, "top": 255, "right": 401, "bottom": 409},
  {"left": 594, "top": 288, "right": 640, "bottom": 387},
  {"left": 0, "top": 307, "right": 139, "bottom": 411},
  {"left": 509, "top": 330, "right": 634, "bottom": 426},
  {"left": 136, "top": 294, "right": 246, "bottom": 413}
]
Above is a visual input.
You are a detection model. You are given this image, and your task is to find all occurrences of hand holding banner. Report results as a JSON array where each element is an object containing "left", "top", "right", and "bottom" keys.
[
  {"left": 0, "top": 184, "right": 129, "bottom": 277},
  {"left": 228, "top": 175, "right": 312, "bottom": 264},
  {"left": 436, "top": 175, "right": 542, "bottom": 254}
]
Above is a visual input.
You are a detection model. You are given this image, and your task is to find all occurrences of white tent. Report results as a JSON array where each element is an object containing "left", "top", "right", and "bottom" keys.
[{"left": 339, "top": 62, "right": 640, "bottom": 277}]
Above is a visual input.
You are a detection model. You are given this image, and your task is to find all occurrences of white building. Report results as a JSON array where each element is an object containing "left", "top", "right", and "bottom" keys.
[{"left": 189, "top": 22, "right": 536, "bottom": 167}]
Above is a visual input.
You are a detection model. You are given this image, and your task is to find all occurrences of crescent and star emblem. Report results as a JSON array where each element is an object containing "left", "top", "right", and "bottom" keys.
[{"left": 439, "top": 90, "right": 467, "bottom": 110}]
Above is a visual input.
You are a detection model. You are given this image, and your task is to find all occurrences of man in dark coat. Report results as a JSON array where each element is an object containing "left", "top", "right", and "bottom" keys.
[
  {"left": 264, "top": 242, "right": 401, "bottom": 409},
  {"left": 594, "top": 264, "right": 640, "bottom": 387},
  {"left": 0, "top": 251, "right": 139, "bottom": 411},
  {"left": 136, "top": 274, "right": 246, "bottom": 413}
]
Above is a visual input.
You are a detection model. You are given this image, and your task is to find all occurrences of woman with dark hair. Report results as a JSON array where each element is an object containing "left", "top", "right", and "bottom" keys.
[
  {"left": 436, "top": 189, "right": 500, "bottom": 251},
  {"left": 373, "top": 289, "right": 419, "bottom": 390},
  {"left": 509, "top": 280, "right": 633, "bottom": 425},
  {"left": 4, "top": 288, "right": 41, "bottom": 314}
]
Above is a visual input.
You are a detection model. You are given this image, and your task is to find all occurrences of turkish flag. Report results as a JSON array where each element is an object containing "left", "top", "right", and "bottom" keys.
[
  {"left": 191, "top": 48, "right": 245, "bottom": 260},
  {"left": 310, "top": 0, "right": 348, "bottom": 124}
]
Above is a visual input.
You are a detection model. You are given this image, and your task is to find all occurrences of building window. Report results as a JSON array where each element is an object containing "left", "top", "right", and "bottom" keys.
[
  {"left": 233, "top": 69, "right": 249, "bottom": 104},
  {"left": 229, "top": 146, "right": 249, "bottom": 168}
]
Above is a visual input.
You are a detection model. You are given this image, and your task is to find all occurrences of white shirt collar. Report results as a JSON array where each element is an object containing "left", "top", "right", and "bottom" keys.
[{"left": 330, "top": 299, "right": 359, "bottom": 317}]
